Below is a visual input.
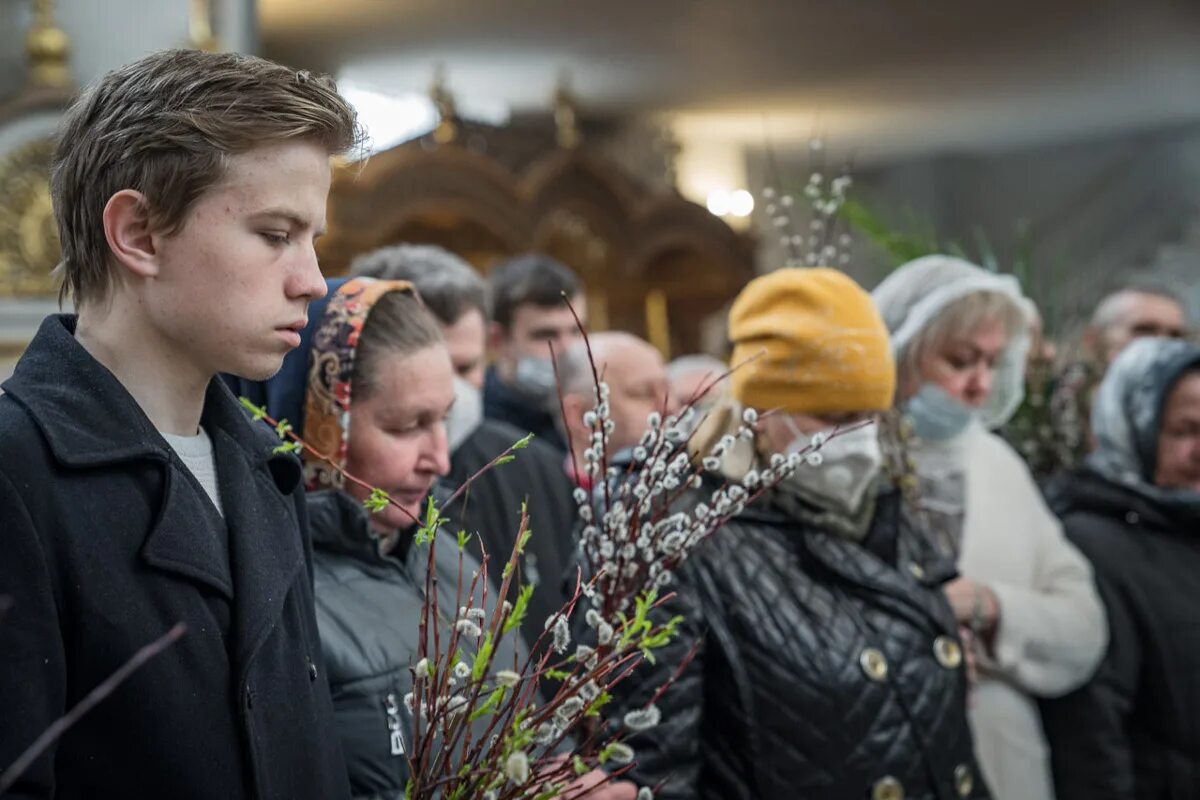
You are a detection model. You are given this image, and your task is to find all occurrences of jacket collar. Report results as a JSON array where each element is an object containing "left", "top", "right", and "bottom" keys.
[
  {"left": 3, "top": 314, "right": 301, "bottom": 487},
  {"left": 307, "top": 485, "right": 456, "bottom": 569},
  {"left": 308, "top": 489, "right": 409, "bottom": 566},
  {"left": 1051, "top": 466, "right": 1200, "bottom": 531}
]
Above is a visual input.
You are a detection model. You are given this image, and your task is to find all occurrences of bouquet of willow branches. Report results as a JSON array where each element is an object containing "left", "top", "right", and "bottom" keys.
[{"left": 243, "top": 330, "right": 814, "bottom": 800}]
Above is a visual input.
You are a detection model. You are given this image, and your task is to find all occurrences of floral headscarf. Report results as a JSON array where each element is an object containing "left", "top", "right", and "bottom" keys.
[
  {"left": 1087, "top": 336, "right": 1200, "bottom": 512},
  {"left": 303, "top": 276, "right": 415, "bottom": 491}
]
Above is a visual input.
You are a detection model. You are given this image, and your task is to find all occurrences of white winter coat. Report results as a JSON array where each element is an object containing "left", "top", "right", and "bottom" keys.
[{"left": 956, "top": 423, "right": 1107, "bottom": 800}]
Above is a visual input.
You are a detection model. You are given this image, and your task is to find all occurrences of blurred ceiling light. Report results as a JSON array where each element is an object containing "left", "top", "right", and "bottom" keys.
[
  {"left": 706, "top": 190, "right": 731, "bottom": 217},
  {"left": 706, "top": 188, "right": 754, "bottom": 218},
  {"left": 728, "top": 189, "right": 755, "bottom": 217}
]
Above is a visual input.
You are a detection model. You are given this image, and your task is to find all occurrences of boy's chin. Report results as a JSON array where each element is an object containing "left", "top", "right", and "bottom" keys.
[{"left": 225, "top": 353, "right": 288, "bottom": 383}]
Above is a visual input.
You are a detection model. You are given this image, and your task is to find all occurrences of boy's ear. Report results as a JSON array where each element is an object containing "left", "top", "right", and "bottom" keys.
[{"left": 102, "top": 190, "right": 159, "bottom": 279}]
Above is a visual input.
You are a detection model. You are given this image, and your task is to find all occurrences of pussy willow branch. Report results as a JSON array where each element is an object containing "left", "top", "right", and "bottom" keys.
[
  {"left": 559, "top": 294, "right": 615, "bottom": 515},
  {"left": 410, "top": 509, "right": 530, "bottom": 796}
]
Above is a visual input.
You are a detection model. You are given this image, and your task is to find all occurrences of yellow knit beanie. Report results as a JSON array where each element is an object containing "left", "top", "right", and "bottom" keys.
[{"left": 728, "top": 267, "right": 895, "bottom": 414}]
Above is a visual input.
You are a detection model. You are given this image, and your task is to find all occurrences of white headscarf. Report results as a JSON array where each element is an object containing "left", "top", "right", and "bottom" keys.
[{"left": 872, "top": 254, "right": 1034, "bottom": 431}]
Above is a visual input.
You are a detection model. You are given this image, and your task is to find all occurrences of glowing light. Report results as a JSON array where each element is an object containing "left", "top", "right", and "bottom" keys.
[
  {"left": 728, "top": 189, "right": 755, "bottom": 217},
  {"left": 706, "top": 190, "right": 731, "bottom": 216}
]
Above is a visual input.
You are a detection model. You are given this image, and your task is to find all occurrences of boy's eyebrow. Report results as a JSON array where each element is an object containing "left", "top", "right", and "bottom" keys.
[{"left": 251, "top": 208, "right": 327, "bottom": 237}]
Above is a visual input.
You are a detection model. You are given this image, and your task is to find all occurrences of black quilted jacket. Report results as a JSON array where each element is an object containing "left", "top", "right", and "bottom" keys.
[{"left": 608, "top": 487, "right": 991, "bottom": 800}]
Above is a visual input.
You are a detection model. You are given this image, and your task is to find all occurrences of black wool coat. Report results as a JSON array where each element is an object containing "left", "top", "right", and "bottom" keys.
[
  {"left": 1042, "top": 468, "right": 1200, "bottom": 800},
  {"left": 0, "top": 315, "right": 349, "bottom": 800}
]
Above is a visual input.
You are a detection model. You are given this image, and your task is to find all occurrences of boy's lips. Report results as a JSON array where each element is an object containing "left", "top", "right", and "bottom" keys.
[{"left": 275, "top": 319, "right": 307, "bottom": 348}]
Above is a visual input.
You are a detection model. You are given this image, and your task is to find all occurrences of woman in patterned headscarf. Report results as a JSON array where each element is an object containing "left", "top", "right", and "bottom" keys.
[
  {"left": 296, "top": 277, "right": 632, "bottom": 800},
  {"left": 1042, "top": 337, "right": 1200, "bottom": 800},
  {"left": 299, "top": 277, "right": 473, "bottom": 798}
]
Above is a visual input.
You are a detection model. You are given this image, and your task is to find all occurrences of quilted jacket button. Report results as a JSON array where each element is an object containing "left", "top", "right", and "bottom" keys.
[
  {"left": 908, "top": 562, "right": 926, "bottom": 581},
  {"left": 859, "top": 647, "right": 889, "bottom": 682},
  {"left": 934, "top": 636, "right": 963, "bottom": 669},
  {"left": 872, "top": 776, "right": 904, "bottom": 800},
  {"left": 954, "top": 764, "right": 974, "bottom": 797}
]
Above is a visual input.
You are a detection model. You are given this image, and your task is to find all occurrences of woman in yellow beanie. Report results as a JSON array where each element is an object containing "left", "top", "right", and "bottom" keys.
[{"left": 605, "top": 267, "right": 990, "bottom": 800}]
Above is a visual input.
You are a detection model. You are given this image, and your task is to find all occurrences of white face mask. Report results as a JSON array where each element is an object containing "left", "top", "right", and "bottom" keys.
[
  {"left": 444, "top": 376, "right": 483, "bottom": 453},
  {"left": 783, "top": 417, "right": 883, "bottom": 514}
]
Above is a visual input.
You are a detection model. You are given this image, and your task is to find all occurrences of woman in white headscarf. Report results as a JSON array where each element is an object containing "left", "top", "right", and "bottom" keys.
[{"left": 873, "top": 255, "right": 1108, "bottom": 800}]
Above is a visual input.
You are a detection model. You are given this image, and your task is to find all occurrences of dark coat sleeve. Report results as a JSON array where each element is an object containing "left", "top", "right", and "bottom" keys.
[
  {"left": 605, "top": 565, "right": 708, "bottom": 800},
  {"left": 0, "top": 466, "right": 65, "bottom": 799},
  {"left": 1041, "top": 525, "right": 1140, "bottom": 800}
]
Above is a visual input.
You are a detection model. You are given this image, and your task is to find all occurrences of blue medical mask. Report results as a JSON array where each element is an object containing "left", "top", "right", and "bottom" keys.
[
  {"left": 904, "top": 383, "right": 976, "bottom": 442},
  {"left": 511, "top": 356, "right": 558, "bottom": 402}
]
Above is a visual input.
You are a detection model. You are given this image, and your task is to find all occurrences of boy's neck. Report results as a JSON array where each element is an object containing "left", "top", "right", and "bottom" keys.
[{"left": 75, "top": 300, "right": 211, "bottom": 437}]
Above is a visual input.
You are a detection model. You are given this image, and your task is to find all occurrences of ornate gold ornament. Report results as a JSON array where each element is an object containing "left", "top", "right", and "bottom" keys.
[
  {"left": 189, "top": 0, "right": 220, "bottom": 52},
  {"left": 0, "top": 138, "right": 59, "bottom": 298},
  {"left": 429, "top": 66, "right": 460, "bottom": 145},
  {"left": 26, "top": 0, "right": 70, "bottom": 89}
]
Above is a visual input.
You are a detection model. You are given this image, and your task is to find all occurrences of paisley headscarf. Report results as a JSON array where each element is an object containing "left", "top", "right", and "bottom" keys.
[
  {"left": 303, "top": 276, "right": 415, "bottom": 491},
  {"left": 1087, "top": 336, "right": 1200, "bottom": 513}
]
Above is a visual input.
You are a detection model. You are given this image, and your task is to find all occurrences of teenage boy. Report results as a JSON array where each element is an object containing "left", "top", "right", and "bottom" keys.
[{"left": 0, "top": 49, "right": 359, "bottom": 799}]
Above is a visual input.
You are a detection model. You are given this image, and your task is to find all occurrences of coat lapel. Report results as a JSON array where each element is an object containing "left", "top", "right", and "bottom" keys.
[
  {"left": 140, "top": 463, "right": 234, "bottom": 598},
  {"left": 209, "top": 405, "right": 305, "bottom": 675}
]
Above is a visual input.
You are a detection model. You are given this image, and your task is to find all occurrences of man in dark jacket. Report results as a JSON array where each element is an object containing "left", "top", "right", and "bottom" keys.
[
  {"left": 0, "top": 49, "right": 358, "bottom": 799},
  {"left": 348, "top": 244, "right": 577, "bottom": 650},
  {"left": 1042, "top": 337, "right": 1200, "bottom": 800},
  {"left": 482, "top": 254, "right": 587, "bottom": 453}
]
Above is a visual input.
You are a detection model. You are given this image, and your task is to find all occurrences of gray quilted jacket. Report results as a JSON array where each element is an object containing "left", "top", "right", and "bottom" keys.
[{"left": 308, "top": 490, "right": 523, "bottom": 800}]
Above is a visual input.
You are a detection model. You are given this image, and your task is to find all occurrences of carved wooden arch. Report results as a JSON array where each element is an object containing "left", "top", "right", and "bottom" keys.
[
  {"left": 522, "top": 149, "right": 640, "bottom": 296},
  {"left": 626, "top": 198, "right": 756, "bottom": 357},
  {"left": 319, "top": 145, "right": 531, "bottom": 274},
  {"left": 316, "top": 134, "right": 758, "bottom": 356},
  {"left": 630, "top": 196, "right": 755, "bottom": 280}
]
